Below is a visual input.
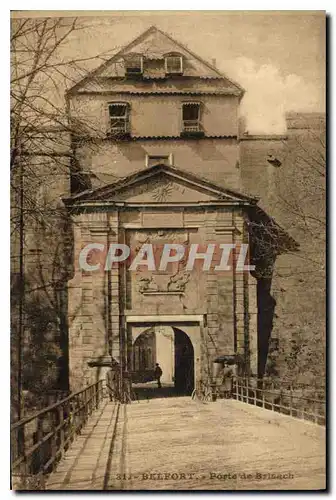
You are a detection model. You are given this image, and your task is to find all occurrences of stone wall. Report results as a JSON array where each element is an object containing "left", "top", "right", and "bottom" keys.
[
  {"left": 74, "top": 137, "right": 241, "bottom": 192},
  {"left": 239, "top": 113, "right": 326, "bottom": 383}
]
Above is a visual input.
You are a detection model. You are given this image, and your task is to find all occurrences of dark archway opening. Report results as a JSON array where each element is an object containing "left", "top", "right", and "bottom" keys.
[
  {"left": 173, "top": 327, "right": 194, "bottom": 396},
  {"left": 131, "top": 325, "right": 195, "bottom": 400}
]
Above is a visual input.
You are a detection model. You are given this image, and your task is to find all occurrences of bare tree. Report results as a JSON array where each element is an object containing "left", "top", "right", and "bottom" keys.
[
  {"left": 10, "top": 16, "right": 111, "bottom": 418},
  {"left": 274, "top": 120, "right": 325, "bottom": 386},
  {"left": 247, "top": 117, "right": 326, "bottom": 386}
]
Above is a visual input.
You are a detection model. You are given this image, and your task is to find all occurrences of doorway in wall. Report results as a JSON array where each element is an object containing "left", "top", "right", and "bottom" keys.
[
  {"left": 131, "top": 324, "right": 195, "bottom": 399},
  {"left": 173, "top": 326, "right": 194, "bottom": 396}
]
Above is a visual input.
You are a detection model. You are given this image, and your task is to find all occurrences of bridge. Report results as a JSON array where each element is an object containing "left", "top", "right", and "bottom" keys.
[{"left": 11, "top": 378, "right": 326, "bottom": 491}]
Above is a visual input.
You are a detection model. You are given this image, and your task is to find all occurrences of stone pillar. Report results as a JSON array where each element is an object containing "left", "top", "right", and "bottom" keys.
[
  {"left": 247, "top": 272, "right": 258, "bottom": 377},
  {"left": 67, "top": 210, "right": 121, "bottom": 391},
  {"left": 233, "top": 212, "right": 245, "bottom": 367},
  {"left": 204, "top": 209, "right": 236, "bottom": 367}
]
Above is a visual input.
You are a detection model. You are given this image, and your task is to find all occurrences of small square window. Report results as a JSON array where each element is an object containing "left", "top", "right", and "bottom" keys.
[
  {"left": 269, "top": 338, "right": 279, "bottom": 351},
  {"left": 145, "top": 154, "right": 173, "bottom": 168}
]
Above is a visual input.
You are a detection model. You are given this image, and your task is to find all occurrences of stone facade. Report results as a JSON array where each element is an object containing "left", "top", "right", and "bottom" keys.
[
  {"left": 63, "top": 26, "right": 261, "bottom": 391},
  {"left": 65, "top": 165, "right": 258, "bottom": 391}
]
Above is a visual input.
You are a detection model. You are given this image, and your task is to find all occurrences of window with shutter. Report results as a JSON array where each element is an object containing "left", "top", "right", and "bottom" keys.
[
  {"left": 124, "top": 54, "right": 143, "bottom": 77},
  {"left": 108, "top": 103, "right": 130, "bottom": 137},
  {"left": 182, "top": 102, "right": 201, "bottom": 132}
]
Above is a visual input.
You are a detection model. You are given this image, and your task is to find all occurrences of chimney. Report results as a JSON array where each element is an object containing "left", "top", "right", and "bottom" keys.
[{"left": 211, "top": 58, "right": 217, "bottom": 68}]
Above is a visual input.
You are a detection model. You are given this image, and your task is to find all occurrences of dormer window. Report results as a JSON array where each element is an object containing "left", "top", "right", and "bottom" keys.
[
  {"left": 165, "top": 54, "right": 183, "bottom": 75},
  {"left": 181, "top": 102, "right": 204, "bottom": 137},
  {"left": 108, "top": 102, "right": 130, "bottom": 138},
  {"left": 124, "top": 54, "right": 143, "bottom": 77}
]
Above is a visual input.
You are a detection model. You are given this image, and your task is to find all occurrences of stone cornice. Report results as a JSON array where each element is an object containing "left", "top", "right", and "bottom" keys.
[{"left": 69, "top": 201, "right": 252, "bottom": 212}]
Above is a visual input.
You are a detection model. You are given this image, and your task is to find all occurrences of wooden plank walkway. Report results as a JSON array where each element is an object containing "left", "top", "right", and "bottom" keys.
[{"left": 46, "top": 397, "right": 326, "bottom": 491}]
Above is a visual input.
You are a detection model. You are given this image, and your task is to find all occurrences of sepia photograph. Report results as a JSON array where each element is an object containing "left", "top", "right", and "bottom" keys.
[{"left": 10, "top": 10, "right": 326, "bottom": 491}]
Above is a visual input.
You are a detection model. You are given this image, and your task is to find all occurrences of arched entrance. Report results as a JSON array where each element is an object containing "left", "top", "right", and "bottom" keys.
[{"left": 130, "top": 324, "right": 195, "bottom": 397}]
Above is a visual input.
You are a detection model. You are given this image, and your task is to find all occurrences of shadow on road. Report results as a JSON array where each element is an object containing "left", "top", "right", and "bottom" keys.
[{"left": 132, "top": 382, "right": 188, "bottom": 401}]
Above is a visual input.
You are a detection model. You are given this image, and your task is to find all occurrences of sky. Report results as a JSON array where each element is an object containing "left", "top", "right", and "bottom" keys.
[{"left": 13, "top": 11, "right": 326, "bottom": 133}]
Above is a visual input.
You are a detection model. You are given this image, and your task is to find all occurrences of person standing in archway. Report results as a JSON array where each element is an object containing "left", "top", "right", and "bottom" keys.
[{"left": 154, "top": 363, "right": 163, "bottom": 388}]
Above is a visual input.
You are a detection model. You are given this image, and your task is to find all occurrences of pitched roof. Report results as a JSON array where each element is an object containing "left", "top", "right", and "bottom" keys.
[
  {"left": 64, "top": 163, "right": 257, "bottom": 205},
  {"left": 67, "top": 25, "right": 244, "bottom": 95}
]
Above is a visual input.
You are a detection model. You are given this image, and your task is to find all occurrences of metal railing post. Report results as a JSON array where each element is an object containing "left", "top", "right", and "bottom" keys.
[
  {"left": 95, "top": 383, "right": 98, "bottom": 409},
  {"left": 262, "top": 380, "right": 265, "bottom": 409},
  {"left": 88, "top": 386, "right": 92, "bottom": 416},
  {"left": 35, "top": 417, "right": 44, "bottom": 476},
  {"left": 58, "top": 405, "right": 65, "bottom": 456},
  {"left": 50, "top": 410, "right": 58, "bottom": 473}
]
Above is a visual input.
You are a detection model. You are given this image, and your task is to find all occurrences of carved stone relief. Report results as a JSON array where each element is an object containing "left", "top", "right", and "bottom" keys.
[
  {"left": 144, "top": 179, "right": 186, "bottom": 203},
  {"left": 136, "top": 270, "right": 190, "bottom": 294},
  {"left": 127, "top": 228, "right": 197, "bottom": 304}
]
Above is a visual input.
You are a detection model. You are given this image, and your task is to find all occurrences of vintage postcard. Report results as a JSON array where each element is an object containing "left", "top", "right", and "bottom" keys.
[{"left": 10, "top": 10, "right": 326, "bottom": 491}]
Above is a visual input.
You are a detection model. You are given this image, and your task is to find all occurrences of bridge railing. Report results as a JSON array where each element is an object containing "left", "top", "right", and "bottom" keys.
[
  {"left": 232, "top": 377, "right": 325, "bottom": 426},
  {"left": 11, "top": 380, "right": 105, "bottom": 489}
]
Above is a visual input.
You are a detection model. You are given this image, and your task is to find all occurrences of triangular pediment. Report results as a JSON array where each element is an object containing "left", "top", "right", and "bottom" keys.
[
  {"left": 68, "top": 26, "right": 243, "bottom": 94},
  {"left": 66, "top": 164, "right": 257, "bottom": 206}
]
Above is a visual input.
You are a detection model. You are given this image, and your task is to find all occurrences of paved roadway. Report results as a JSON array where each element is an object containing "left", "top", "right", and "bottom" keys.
[{"left": 46, "top": 396, "right": 326, "bottom": 491}]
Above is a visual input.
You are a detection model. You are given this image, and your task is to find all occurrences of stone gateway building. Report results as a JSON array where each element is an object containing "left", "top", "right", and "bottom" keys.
[
  {"left": 14, "top": 26, "right": 325, "bottom": 399},
  {"left": 63, "top": 26, "right": 299, "bottom": 392},
  {"left": 65, "top": 164, "right": 260, "bottom": 393}
]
